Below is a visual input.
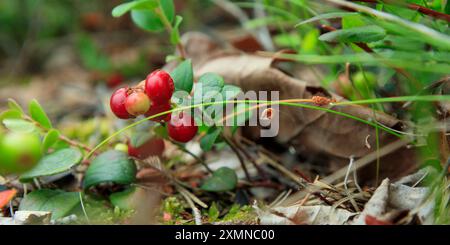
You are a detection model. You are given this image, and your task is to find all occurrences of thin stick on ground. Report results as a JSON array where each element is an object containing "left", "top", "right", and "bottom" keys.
[
  {"left": 223, "top": 135, "right": 252, "bottom": 181},
  {"left": 168, "top": 138, "right": 213, "bottom": 174}
]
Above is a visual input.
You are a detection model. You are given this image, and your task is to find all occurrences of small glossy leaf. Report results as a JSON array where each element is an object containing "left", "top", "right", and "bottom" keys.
[
  {"left": 221, "top": 85, "right": 242, "bottom": 101},
  {"left": 20, "top": 148, "right": 83, "bottom": 182},
  {"left": 7, "top": 99, "right": 24, "bottom": 114},
  {"left": 131, "top": 9, "right": 164, "bottom": 32},
  {"left": 109, "top": 187, "right": 136, "bottom": 210},
  {"left": 160, "top": 0, "right": 175, "bottom": 22},
  {"left": 3, "top": 119, "right": 36, "bottom": 133},
  {"left": 42, "top": 129, "right": 60, "bottom": 153},
  {"left": 171, "top": 59, "right": 193, "bottom": 93},
  {"left": 0, "top": 189, "right": 17, "bottom": 209},
  {"left": 19, "top": 189, "right": 80, "bottom": 220},
  {"left": 112, "top": 0, "right": 158, "bottom": 17},
  {"left": 29, "top": 99, "right": 52, "bottom": 129},
  {"left": 0, "top": 110, "right": 22, "bottom": 121},
  {"left": 170, "top": 15, "right": 183, "bottom": 45},
  {"left": 319, "top": 25, "right": 386, "bottom": 43},
  {"left": 200, "top": 127, "right": 222, "bottom": 151},
  {"left": 83, "top": 150, "right": 137, "bottom": 190},
  {"left": 193, "top": 73, "right": 225, "bottom": 103},
  {"left": 201, "top": 167, "right": 238, "bottom": 192}
]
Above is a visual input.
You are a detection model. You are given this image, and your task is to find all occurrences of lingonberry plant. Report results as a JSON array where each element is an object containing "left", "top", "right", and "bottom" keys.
[{"left": 1, "top": 0, "right": 449, "bottom": 225}]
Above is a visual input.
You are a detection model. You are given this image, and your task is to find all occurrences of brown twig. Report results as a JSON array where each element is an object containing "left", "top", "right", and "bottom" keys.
[
  {"left": 232, "top": 136, "right": 269, "bottom": 180},
  {"left": 23, "top": 115, "right": 94, "bottom": 153},
  {"left": 223, "top": 135, "right": 252, "bottom": 181},
  {"left": 349, "top": 0, "right": 450, "bottom": 22},
  {"left": 168, "top": 138, "right": 213, "bottom": 174}
]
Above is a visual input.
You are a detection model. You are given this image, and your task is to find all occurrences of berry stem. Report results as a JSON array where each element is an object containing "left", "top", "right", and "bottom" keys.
[
  {"left": 154, "top": 2, "right": 187, "bottom": 59},
  {"left": 167, "top": 138, "right": 213, "bottom": 174},
  {"left": 23, "top": 115, "right": 93, "bottom": 153}
]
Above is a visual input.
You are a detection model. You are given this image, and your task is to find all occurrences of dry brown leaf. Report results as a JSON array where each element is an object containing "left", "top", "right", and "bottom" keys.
[
  {"left": 258, "top": 205, "right": 355, "bottom": 225},
  {"left": 170, "top": 32, "right": 415, "bottom": 182}
]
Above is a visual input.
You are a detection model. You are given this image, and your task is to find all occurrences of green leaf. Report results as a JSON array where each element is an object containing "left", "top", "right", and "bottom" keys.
[
  {"left": 7, "top": 99, "right": 24, "bottom": 114},
  {"left": 170, "top": 59, "right": 193, "bottom": 93},
  {"left": 221, "top": 85, "right": 242, "bottom": 101},
  {"left": 83, "top": 150, "right": 137, "bottom": 190},
  {"left": 2, "top": 119, "right": 36, "bottom": 133},
  {"left": 208, "top": 202, "right": 220, "bottom": 222},
  {"left": 19, "top": 189, "right": 80, "bottom": 220},
  {"left": 200, "top": 127, "right": 222, "bottom": 151},
  {"left": 112, "top": 0, "right": 158, "bottom": 17},
  {"left": 130, "top": 131, "right": 152, "bottom": 148},
  {"left": 170, "top": 15, "right": 183, "bottom": 45},
  {"left": 131, "top": 9, "right": 164, "bottom": 32},
  {"left": 160, "top": 0, "right": 175, "bottom": 23},
  {"left": 201, "top": 167, "right": 238, "bottom": 192},
  {"left": 29, "top": 99, "right": 52, "bottom": 129},
  {"left": 319, "top": 25, "right": 386, "bottom": 43},
  {"left": 42, "top": 129, "right": 60, "bottom": 153},
  {"left": 193, "top": 73, "right": 225, "bottom": 103},
  {"left": 0, "top": 110, "right": 22, "bottom": 121},
  {"left": 20, "top": 148, "right": 82, "bottom": 182},
  {"left": 109, "top": 187, "right": 136, "bottom": 210},
  {"left": 296, "top": 12, "right": 358, "bottom": 27}
]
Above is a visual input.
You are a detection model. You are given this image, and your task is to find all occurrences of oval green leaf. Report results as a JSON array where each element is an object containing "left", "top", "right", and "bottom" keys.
[
  {"left": 201, "top": 167, "right": 238, "bottom": 192},
  {"left": 8, "top": 99, "right": 24, "bottom": 114},
  {"left": 3, "top": 119, "right": 36, "bottom": 133},
  {"left": 19, "top": 189, "right": 80, "bottom": 220},
  {"left": 20, "top": 148, "right": 83, "bottom": 182},
  {"left": 170, "top": 59, "right": 193, "bottom": 93},
  {"left": 200, "top": 127, "right": 222, "bottom": 151},
  {"left": 0, "top": 110, "right": 22, "bottom": 121},
  {"left": 112, "top": 0, "right": 158, "bottom": 17},
  {"left": 29, "top": 99, "right": 52, "bottom": 129},
  {"left": 131, "top": 9, "right": 164, "bottom": 32},
  {"left": 42, "top": 129, "right": 60, "bottom": 153},
  {"left": 83, "top": 150, "right": 137, "bottom": 190}
]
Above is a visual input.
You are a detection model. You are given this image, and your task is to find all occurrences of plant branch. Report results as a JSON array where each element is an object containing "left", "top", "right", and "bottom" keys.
[
  {"left": 223, "top": 135, "right": 252, "bottom": 181},
  {"left": 168, "top": 138, "right": 213, "bottom": 174},
  {"left": 154, "top": 3, "right": 187, "bottom": 59}
]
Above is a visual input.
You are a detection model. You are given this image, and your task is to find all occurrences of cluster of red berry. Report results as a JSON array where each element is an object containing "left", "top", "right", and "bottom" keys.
[{"left": 110, "top": 70, "right": 198, "bottom": 144}]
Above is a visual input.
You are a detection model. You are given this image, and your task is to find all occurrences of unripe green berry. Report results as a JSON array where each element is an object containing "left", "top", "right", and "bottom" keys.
[{"left": 0, "top": 132, "right": 42, "bottom": 174}]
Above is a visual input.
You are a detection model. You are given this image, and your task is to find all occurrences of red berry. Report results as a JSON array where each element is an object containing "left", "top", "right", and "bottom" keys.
[
  {"left": 145, "top": 101, "right": 172, "bottom": 122},
  {"left": 125, "top": 91, "right": 151, "bottom": 116},
  {"left": 110, "top": 87, "right": 134, "bottom": 119},
  {"left": 145, "top": 70, "right": 174, "bottom": 104},
  {"left": 128, "top": 137, "right": 165, "bottom": 160},
  {"left": 167, "top": 112, "right": 198, "bottom": 143},
  {"left": 106, "top": 73, "right": 123, "bottom": 88}
]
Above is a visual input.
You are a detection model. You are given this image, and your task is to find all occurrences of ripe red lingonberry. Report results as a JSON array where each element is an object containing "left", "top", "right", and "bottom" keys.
[
  {"left": 125, "top": 91, "right": 151, "bottom": 116},
  {"left": 106, "top": 73, "right": 123, "bottom": 88},
  {"left": 145, "top": 70, "right": 174, "bottom": 104},
  {"left": 128, "top": 137, "right": 165, "bottom": 160},
  {"left": 167, "top": 112, "right": 198, "bottom": 143},
  {"left": 145, "top": 101, "right": 172, "bottom": 122},
  {"left": 110, "top": 87, "right": 134, "bottom": 119}
]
